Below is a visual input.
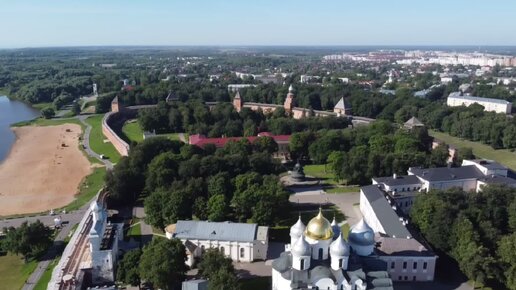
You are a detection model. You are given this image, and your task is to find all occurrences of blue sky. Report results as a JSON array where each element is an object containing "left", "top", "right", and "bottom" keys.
[{"left": 1, "top": 0, "right": 515, "bottom": 48}]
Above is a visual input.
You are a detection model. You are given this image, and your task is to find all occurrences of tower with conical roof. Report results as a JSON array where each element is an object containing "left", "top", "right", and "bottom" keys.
[
  {"left": 284, "top": 84, "right": 295, "bottom": 112},
  {"left": 233, "top": 90, "right": 243, "bottom": 112}
]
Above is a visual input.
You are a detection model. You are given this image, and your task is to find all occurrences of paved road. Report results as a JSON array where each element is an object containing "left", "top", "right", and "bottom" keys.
[{"left": 78, "top": 115, "right": 114, "bottom": 170}]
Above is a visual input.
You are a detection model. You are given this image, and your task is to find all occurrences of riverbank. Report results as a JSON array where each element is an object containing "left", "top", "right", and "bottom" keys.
[{"left": 0, "top": 124, "right": 92, "bottom": 216}]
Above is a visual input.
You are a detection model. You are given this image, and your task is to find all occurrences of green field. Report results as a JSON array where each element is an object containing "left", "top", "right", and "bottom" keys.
[
  {"left": 121, "top": 121, "right": 144, "bottom": 143},
  {"left": 85, "top": 115, "right": 121, "bottom": 163},
  {"left": 304, "top": 164, "right": 333, "bottom": 179},
  {"left": 324, "top": 186, "right": 360, "bottom": 194},
  {"left": 430, "top": 130, "right": 516, "bottom": 171},
  {"left": 62, "top": 167, "right": 107, "bottom": 212},
  {"left": 11, "top": 117, "right": 84, "bottom": 128},
  {"left": 0, "top": 254, "right": 38, "bottom": 290}
]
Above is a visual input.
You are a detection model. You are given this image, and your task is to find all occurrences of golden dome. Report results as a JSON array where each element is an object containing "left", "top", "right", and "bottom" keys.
[{"left": 305, "top": 208, "right": 333, "bottom": 240}]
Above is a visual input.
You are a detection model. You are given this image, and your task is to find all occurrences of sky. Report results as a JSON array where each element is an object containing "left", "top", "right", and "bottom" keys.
[{"left": 1, "top": 0, "right": 516, "bottom": 48}]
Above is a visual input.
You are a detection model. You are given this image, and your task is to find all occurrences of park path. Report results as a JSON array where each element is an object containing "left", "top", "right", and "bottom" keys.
[
  {"left": 15, "top": 114, "right": 112, "bottom": 290},
  {"left": 78, "top": 115, "right": 114, "bottom": 170}
]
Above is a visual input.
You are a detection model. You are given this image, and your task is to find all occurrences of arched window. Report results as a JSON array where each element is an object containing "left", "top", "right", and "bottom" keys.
[
  {"left": 318, "top": 248, "right": 323, "bottom": 260},
  {"left": 240, "top": 247, "right": 245, "bottom": 258},
  {"left": 220, "top": 247, "right": 225, "bottom": 255}
]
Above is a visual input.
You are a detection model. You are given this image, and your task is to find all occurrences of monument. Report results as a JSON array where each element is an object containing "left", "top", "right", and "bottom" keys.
[{"left": 290, "top": 161, "right": 306, "bottom": 182}]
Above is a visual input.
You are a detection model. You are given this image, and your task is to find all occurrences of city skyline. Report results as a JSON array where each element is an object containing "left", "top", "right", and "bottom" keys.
[{"left": 2, "top": 0, "right": 516, "bottom": 48}]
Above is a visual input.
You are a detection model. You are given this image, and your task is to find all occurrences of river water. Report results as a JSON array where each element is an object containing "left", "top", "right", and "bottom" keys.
[{"left": 0, "top": 96, "right": 40, "bottom": 163}]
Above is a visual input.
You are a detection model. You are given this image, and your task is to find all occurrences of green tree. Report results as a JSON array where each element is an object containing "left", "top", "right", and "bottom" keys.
[
  {"left": 498, "top": 233, "right": 516, "bottom": 290},
  {"left": 41, "top": 107, "right": 55, "bottom": 119},
  {"left": 198, "top": 248, "right": 234, "bottom": 279},
  {"left": 209, "top": 268, "right": 241, "bottom": 290},
  {"left": 2, "top": 220, "right": 53, "bottom": 261},
  {"left": 117, "top": 248, "right": 142, "bottom": 288},
  {"left": 71, "top": 102, "right": 81, "bottom": 115},
  {"left": 208, "top": 194, "right": 228, "bottom": 222},
  {"left": 139, "top": 238, "right": 187, "bottom": 290}
]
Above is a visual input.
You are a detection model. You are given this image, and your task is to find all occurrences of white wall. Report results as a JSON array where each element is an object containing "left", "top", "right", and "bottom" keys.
[
  {"left": 359, "top": 191, "right": 386, "bottom": 235},
  {"left": 379, "top": 255, "right": 437, "bottom": 282}
]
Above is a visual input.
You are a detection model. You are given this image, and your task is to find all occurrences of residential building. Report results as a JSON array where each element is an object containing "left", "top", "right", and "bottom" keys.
[
  {"left": 447, "top": 92, "right": 512, "bottom": 114},
  {"left": 165, "top": 220, "right": 268, "bottom": 267}
]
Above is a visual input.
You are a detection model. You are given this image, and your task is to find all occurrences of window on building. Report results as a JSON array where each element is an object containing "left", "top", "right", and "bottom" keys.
[
  {"left": 413, "top": 276, "right": 417, "bottom": 281},
  {"left": 339, "top": 259, "right": 343, "bottom": 268},
  {"left": 391, "top": 262, "right": 395, "bottom": 269},
  {"left": 318, "top": 248, "right": 323, "bottom": 260},
  {"left": 403, "top": 261, "right": 407, "bottom": 269},
  {"left": 300, "top": 259, "right": 304, "bottom": 270},
  {"left": 423, "top": 262, "right": 428, "bottom": 270},
  {"left": 404, "top": 276, "right": 408, "bottom": 281},
  {"left": 413, "top": 262, "right": 417, "bottom": 269},
  {"left": 240, "top": 247, "right": 245, "bottom": 258},
  {"left": 398, "top": 276, "right": 402, "bottom": 281}
]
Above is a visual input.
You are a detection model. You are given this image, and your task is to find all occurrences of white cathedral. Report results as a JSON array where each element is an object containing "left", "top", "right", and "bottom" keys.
[{"left": 272, "top": 209, "right": 393, "bottom": 290}]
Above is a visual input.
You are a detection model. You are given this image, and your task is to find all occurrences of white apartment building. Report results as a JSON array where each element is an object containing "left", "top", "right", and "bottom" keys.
[{"left": 447, "top": 92, "right": 512, "bottom": 114}]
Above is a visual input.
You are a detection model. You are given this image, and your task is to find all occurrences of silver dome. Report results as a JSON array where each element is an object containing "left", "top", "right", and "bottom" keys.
[
  {"left": 291, "top": 235, "right": 311, "bottom": 256},
  {"left": 348, "top": 219, "right": 375, "bottom": 246},
  {"left": 330, "top": 234, "right": 350, "bottom": 256},
  {"left": 290, "top": 215, "right": 306, "bottom": 237}
]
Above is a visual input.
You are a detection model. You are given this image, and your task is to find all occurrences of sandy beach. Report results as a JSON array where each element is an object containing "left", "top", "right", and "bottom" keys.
[{"left": 0, "top": 124, "right": 92, "bottom": 216}]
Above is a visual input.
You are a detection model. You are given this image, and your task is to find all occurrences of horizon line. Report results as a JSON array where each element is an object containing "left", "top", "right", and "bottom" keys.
[{"left": 2, "top": 44, "right": 516, "bottom": 50}]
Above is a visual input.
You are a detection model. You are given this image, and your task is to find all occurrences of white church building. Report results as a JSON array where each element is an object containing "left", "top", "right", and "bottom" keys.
[
  {"left": 272, "top": 209, "right": 394, "bottom": 290},
  {"left": 165, "top": 220, "right": 268, "bottom": 267}
]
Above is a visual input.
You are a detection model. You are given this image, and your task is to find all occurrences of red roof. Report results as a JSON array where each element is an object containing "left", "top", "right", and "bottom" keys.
[{"left": 189, "top": 132, "right": 290, "bottom": 148}]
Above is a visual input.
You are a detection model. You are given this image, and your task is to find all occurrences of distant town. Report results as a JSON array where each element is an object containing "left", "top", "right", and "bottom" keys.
[{"left": 0, "top": 45, "right": 515, "bottom": 290}]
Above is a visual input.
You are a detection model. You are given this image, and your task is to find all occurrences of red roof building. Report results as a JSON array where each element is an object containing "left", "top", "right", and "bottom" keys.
[{"left": 189, "top": 132, "right": 291, "bottom": 159}]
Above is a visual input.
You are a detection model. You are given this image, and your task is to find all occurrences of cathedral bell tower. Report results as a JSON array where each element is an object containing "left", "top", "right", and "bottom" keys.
[{"left": 233, "top": 90, "right": 243, "bottom": 112}]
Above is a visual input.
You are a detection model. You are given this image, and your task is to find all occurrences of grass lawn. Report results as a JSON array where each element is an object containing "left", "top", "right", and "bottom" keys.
[
  {"left": 239, "top": 277, "right": 271, "bottom": 290},
  {"left": 324, "top": 185, "right": 360, "bottom": 194},
  {"left": 156, "top": 132, "right": 188, "bottom": 142},
  {"left": 430, "top": 130, "right": 516, "bottom": 171},
  {"left": 304, "top": 164, "right": 333, "bottom": 179},
  {"left": 126, "top": 222, "right": 142, "bottom": 238},
  {"left": 30, "top": 102, "right": 53, "bottom": 110},
  {"left": 121, "top": 120, "right": 144, "bottom": 143},
  {"left": 61, "top": 167, "right": 107, "bottom": 212},
  {"left": 303, "top": 164, "right": 346, "bottom": 185},
  {"left": 12, "top": 117, "right": 84, "bottom": 128},
  {"left": 85, "top": 115, "right": 121, "bottom": 163},
  {"left": 0, "top": 254, "right": 38, "bottom": 290}
]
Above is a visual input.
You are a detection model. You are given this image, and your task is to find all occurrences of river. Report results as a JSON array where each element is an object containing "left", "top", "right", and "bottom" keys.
[{"left": 0, "top": 96, "right": 40, "bottom": 163}]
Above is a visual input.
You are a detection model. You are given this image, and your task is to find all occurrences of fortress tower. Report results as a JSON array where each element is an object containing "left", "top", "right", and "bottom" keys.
[
  {"left": 111, "top": 96, "right": 121, "bottom": 113},
  {"left": 284, "top": 84, "right": 295, "bottom": 112},
  {"left": 233, "top": 90, "right": 243, "bottom": 112}
]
